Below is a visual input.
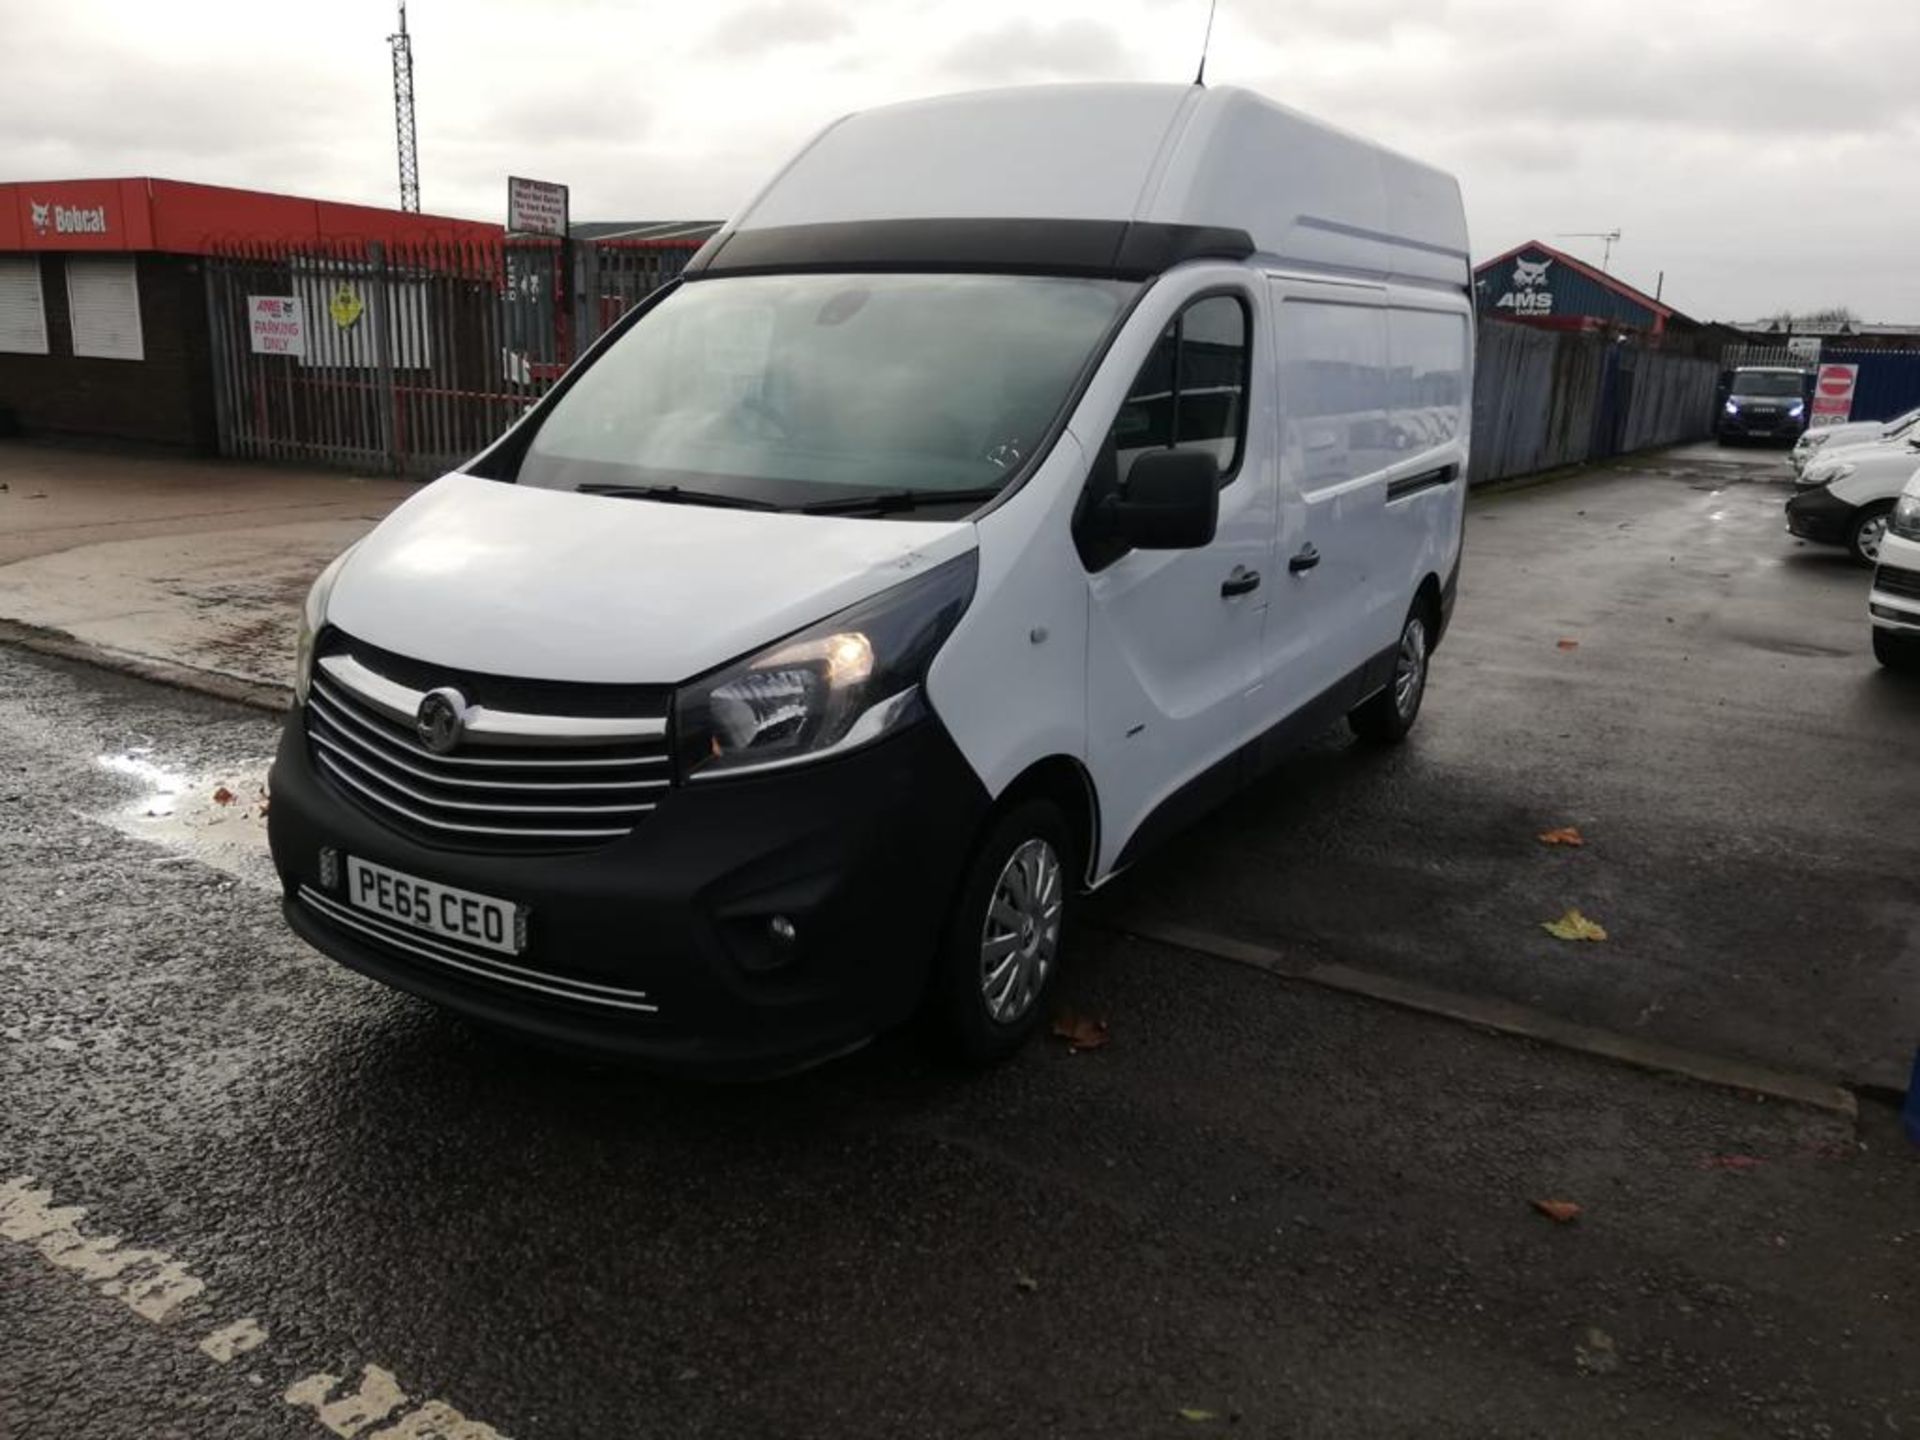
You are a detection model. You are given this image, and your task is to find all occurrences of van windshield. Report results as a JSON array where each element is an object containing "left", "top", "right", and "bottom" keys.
[
  {"left": 516, "top": 273, "right": 1136, "bottom": 511},
  {"left": 1731, "top": 372, "right": 1802, "bottom": 398}
]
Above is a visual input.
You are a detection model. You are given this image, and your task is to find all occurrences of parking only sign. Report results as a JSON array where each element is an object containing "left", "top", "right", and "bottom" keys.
[
  {"left": 246, "top": 295, "right": 306, "bottom": 357},
  {"left": 1809, "top": 363, "right": 1858, "bottom": 428}
]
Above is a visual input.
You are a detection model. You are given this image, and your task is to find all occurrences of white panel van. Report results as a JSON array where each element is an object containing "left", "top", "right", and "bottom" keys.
[{"left": 268, "top": 83, "right": 1473, "bottom": 1075}]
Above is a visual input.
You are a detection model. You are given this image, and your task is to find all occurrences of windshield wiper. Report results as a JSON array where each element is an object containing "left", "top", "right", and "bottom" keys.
[
  {"left": 576, "top": 483, "right": 781, "bottom": 511},
  {"left": 796, "top": 486, "right": 1004, "bottom": 516}
]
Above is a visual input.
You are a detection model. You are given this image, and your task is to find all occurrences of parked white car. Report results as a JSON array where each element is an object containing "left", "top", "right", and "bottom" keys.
[
  {"left": 265, "top": 83, "right": 1473, "bottom": 1074},
  {"left": 1791, "top": 406, "right": 1920, "bottom": 478},
  {"left": 1870, "top": 471, "right": 1920, "bottom": 670},
  {"left": 1786, "top": 431, "right": 1920, "bottom": 565}
]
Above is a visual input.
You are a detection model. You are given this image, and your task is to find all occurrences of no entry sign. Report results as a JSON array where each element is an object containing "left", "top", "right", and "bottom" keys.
[{"left": 1809, "top": 363, "right": 1857, "bottom": 428}]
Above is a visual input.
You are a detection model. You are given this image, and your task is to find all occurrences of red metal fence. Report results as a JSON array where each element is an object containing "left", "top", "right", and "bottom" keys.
[{"left": 205, "top": 234, "right": 700, "bottom": 476}]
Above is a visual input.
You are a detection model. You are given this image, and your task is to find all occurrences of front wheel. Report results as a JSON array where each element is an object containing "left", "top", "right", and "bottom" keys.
[
  {"left": 1350, "top": 603, "right": 1433, "bottom": 745},
  {"left": 929, "top": 800, "right": 1073, "bottom": 1066},
  {"left": 1850, "top": 503, "right": 1893, "bottom": 567}
]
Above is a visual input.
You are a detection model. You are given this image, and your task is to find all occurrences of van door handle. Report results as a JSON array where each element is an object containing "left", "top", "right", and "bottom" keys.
[
  {"left": 1289, "top": 544, "right": 1321, "bottom": 574},
  {"left": 1220, "top": 565, "right": 1262, "bottom": 598}
]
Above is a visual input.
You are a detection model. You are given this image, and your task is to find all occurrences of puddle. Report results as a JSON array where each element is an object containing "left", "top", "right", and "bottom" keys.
[{"left": 94, "top": 746, "right": 278, "bottom": 889}]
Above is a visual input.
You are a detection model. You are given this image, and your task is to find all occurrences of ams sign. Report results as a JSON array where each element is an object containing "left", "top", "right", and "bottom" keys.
[{"left": 1494, "top": 257, "right": 1553, "bottom": 315}]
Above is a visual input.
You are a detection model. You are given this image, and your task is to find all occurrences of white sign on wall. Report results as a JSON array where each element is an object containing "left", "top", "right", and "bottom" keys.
[
  {"left": 247, "top": 295, "right": 306, "bottom": 357},
  {"left": 508, "top": 176, "right": 569, "bottom": 238},
  {"left": 1494, "top": 256, "right": 1554, "bottom": 315}
]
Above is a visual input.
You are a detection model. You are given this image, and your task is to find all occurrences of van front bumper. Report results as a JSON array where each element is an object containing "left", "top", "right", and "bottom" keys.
[
  {"left": 267, "top": 706, "right": 989, "bottom": 1078},
  {"left": 1784, "top": 486, "right": 1855, "bottom": 547}
]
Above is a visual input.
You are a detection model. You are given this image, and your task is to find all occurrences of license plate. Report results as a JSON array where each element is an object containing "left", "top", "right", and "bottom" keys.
[{"left": 346, "top": 857, "right": 522, "bottom": 955}]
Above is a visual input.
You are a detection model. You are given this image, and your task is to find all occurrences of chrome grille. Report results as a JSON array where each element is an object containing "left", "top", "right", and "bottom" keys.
[{"left": 304, "top": 644, "right": 671, "bottom": 851}]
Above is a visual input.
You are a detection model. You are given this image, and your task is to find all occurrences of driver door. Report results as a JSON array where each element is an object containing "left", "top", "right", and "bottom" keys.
[{"left": 1082, "top": 286, "right": 1276, "bottom": 875}]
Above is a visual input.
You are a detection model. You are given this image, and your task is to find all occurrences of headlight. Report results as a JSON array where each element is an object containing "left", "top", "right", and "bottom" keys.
[
  {"left": 674, "top": 551, "right": 978, "bottom": 779},
  {"left": 1801, "top": 432, "right": 1829, "bottom": 452},
  {"left": 295, "top": 549, "right": 355, "bottom": 704},
  {"left": 1788, "top": 401, "right": 1806, "bottom": 419},
  {"left": 1723, "top": 399, "right": 1740, "bottom": 416},
  {"left": 1892, "top": 494, "right": 1920, "bottom": 541},
  {"left": 1828, "top": 462, "right": 1856, "bottom": 483}
]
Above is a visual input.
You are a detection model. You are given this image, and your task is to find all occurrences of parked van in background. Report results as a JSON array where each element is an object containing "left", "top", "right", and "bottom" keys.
[
  {"left": 1871, "top": 470, "right": 1920, "bottom": 671},
  {"left": 267, "top": 83, "right": 1472, "bottom": 1075},
  {"left": 1788, "top": 427, "right": 1920, "bottom": 565},
  {"left": 1791, "top": 405, "right": 1920, "bottom": 479},
  {"left": 1718, "top": 365, "right": 1808, "bottom": 444}
]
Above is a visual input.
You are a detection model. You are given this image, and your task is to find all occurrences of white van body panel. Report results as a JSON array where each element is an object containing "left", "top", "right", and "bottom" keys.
[
  {"left": 325, "top": 474, "right": 975, "bottom": 684},
  {"left": 739, "top": 85, "right": 1201, "bottom": 229},
  {"left": 721, "top": 83, "right": 1470, "bottom": 290},
  {"left": 1825, "top": 448, "right": 1920, "bottom": 509},
  {"left": 1870, "top": 472, "right": 1920, "bottom": 636},
  {"left": 924, "top": 434, "right": 1092, "bottom": 809}
]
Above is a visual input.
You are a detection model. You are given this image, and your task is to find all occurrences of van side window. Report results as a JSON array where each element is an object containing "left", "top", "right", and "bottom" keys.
[
  {"left": 1387, "top": 309, "right": 1468, "bottom": 452},
  {"left": 1111, "top": 294, "right": 1249, "bottom": 487},
  {"left": 1278, "top": 300, "right": 1392, "bottom": 490}
]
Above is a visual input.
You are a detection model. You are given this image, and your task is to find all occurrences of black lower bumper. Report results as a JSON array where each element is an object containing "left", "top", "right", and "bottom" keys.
[
  {"left": 1720, "top": 413, "right": 1804, "bottom": 442},
  {"left": 1784, "top": 486, "right": 1856, "bottom": 547},
  {"left": 267, "top": 708, "right": 990, "bottom": 1078}
]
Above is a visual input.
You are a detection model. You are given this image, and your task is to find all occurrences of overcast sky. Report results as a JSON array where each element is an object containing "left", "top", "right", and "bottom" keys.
[{"left": 4, "top": 0, "right": 1916, "bottom": 321}]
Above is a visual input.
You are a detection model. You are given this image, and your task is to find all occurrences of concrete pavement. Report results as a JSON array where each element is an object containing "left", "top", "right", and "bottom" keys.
[{"left": 0, "top": 441, "right": 413, "bottom": 702}]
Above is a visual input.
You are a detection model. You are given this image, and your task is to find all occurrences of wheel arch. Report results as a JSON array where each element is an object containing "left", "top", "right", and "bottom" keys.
[{"left": 992, "top": 754, "right": 1101, "bottom": 890}]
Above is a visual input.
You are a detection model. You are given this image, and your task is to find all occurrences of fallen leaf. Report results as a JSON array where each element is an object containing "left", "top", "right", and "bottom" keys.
[
  {"left": 1542, "top": 909, "right": 1607, "bottom": 942},
  {"left": 1700, "top": 1154, "right": 1764, "bottom": 1171},
  {"left": 211, "top": 786, "right": 237, "bottom": 806},
  {"left": 1177, "top": 1410, "right": 1219, "bottom": 1423},
  {"left": 1537, "top": 826, "right": 1585, "bottom": 847},
  {"left": 1532, "top": 1198, "right": 1583, "bottom": 1224},
  {"left": 1575, "top": 1327, "right": 1619, "bottom": 1374},
  {"left": 1556, "top": 639, "right": 1579, "bottom": 651},
  {"left": 1051, "top": 1012, "right": 1110, "bottom": 1053},
  {"left": 1013, "top": 1272, "right": 1039, "bottom": 1293}
]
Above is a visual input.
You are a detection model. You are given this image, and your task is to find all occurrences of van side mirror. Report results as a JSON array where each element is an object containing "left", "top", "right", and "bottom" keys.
[{"left": 1094, "top": 449, "right": 1220, "bottom": 550}]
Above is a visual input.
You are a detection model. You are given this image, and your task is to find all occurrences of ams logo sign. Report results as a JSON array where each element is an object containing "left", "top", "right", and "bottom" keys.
[{"left": 1495, "top": 257, "right": 1553, "bottom": 315}]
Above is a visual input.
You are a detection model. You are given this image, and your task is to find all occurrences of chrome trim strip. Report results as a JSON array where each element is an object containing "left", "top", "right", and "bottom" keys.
[
  {"left": 298, "top": 887, "right": 660, "bottom": 1013},
  {"left": 311, "top": 731, "right": 660, "bottom": 815},
  {"left": 314, "top": 753, "right": 641, "bottom": 839},
  {"left": 318, "top": 653, "right": 669, "bottom": 745},
  {"left": 308, "top": 707, "right": 668, "bottom": 793},
  {"left": 308, "top": 680, "right": 665, "bottom": 771}
]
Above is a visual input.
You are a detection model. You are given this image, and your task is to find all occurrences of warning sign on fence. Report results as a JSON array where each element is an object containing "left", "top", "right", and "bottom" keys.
[
  {"left": 247, "top": 295, "right": 306, "bottom": 357},
  {"left": 1809, "top": 363, "right": 1858, "bottom": 428}
]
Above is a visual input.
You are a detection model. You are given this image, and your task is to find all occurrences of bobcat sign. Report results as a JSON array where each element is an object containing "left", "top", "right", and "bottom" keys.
[{"left": 1494, "top": 256, "right": 1553, "bottom": 315}]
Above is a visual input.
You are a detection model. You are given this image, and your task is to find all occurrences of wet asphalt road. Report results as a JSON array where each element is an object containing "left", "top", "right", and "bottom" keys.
[{"left": 4, "top": 446, "right": 1919, "bottom": 1438}]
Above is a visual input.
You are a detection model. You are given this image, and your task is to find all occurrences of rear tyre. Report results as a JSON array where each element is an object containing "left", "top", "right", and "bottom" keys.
[
  {"left": 1849, "top": 503, "right": 1893, "bottom": 567},
  {"left": 1873, "top": 627, "right": 1920, "bottom": 672},
  {"left": 930, "top": 799, "right": 1073, "bottom": 1066},
  {"left": 1350, "top": 602, "right": 1433, "bottom": 745}
]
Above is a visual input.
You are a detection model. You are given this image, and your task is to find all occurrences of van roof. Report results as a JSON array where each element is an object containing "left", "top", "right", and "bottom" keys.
[{"left": 689, "top": 84, "right": 1469, "bottom": 290}]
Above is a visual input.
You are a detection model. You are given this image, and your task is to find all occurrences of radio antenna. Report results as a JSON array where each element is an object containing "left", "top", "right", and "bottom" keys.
[{"left": 1194, "top": 0, "right": 1218, "bottom": 85}]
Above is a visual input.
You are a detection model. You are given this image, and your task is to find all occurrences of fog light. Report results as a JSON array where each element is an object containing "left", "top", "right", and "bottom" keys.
[
  {"left": 318, "top": 846, "right": 340, "bottom": 891},
  {"left": 768, "top": 915, "right": 797, "bottom": 944}
]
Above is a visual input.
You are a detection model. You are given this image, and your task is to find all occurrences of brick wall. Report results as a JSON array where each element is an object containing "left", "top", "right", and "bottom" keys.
[{"left": 0, "top": 253, "right": 217, "bottom": 451}]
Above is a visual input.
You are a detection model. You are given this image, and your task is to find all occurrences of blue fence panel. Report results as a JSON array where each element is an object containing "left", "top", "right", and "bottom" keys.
[{"left": 1825, "top": 350, "right": 1920, "bottom": 422}]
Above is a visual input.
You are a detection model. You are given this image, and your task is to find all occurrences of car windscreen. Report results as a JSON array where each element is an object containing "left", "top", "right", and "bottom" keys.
[
  {"left": 515, "top": 272, "right": 1137, "bottom": 510},
  {"left": 1731, "top": 372, "right": 1803, "bottom": 397}
]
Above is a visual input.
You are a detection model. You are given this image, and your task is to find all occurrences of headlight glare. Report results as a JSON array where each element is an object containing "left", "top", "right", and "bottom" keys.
[
  {"left": 675, "top": 552, "right": 977, "bottom": 779},
  {"left": 1723, "top": 399, "right": 1740, "bottom": 416}
]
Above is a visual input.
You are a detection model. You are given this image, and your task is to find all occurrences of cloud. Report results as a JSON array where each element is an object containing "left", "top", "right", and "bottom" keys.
[
  {"left": 706, "top": 0, "right": 852, "bottom": 56},
  {"left": 939, "top": 18, "right": 1137, "bottom": 82}
]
